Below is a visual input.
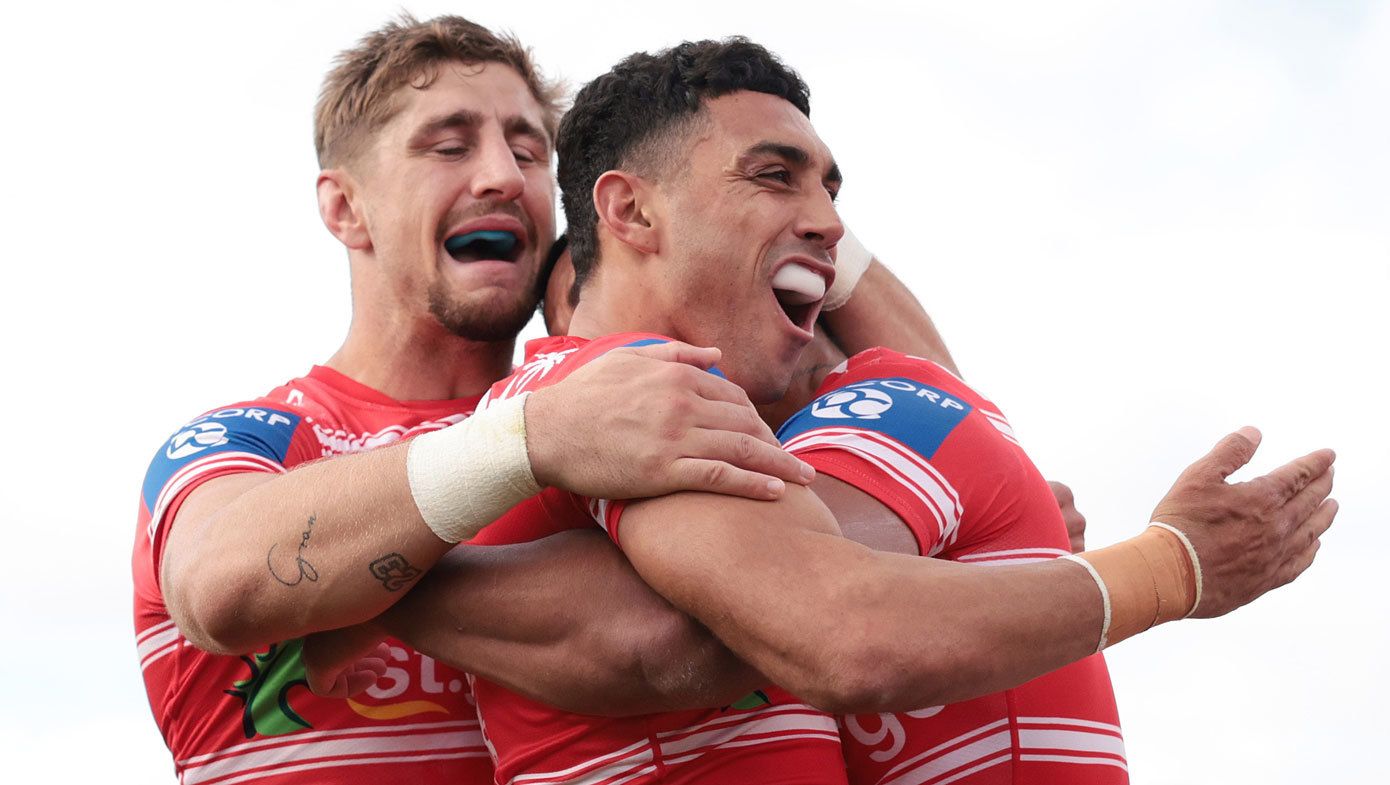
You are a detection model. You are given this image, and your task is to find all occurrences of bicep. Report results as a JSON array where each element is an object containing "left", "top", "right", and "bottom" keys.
[{"left": 810, "top": 473, "right": 919, "bottom": 555}]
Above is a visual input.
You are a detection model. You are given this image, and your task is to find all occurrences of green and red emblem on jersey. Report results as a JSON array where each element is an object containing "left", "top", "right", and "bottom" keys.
[{"left": 224, "top": 639, "right": 313, "bottom": 738}]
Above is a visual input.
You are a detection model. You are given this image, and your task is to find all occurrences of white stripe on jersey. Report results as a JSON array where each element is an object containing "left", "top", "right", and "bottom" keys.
[
  {"left": 184, "top": 750, "right": 491, "bottom": 785},
  {"left": 783, "top": 428, "right": 963, "bottom": 554},
  {"left": 1018, "top": 754, "right": 1128, "bottom": 771},
  {"left": 179, "top": 724, "right": 486, "bottom": 785},
  {"left": 505, "top": 704, "right": 837, "bottom": 785},
  {"left": 978, "top": 409, "right": 1020, "bottom": 447},
  {"left": 148, "top": 452, "right": 285, "bottom": 545},
  {"left": 510, "top": 738, "right": 653, "bottom": 785},
  {"left": 879, "top": 729, "right": 1012, "bottom": 785},
  {"left": 135, "top": 619, "right": 177, "bottom": 646},
  {"left": 955, "top": 548, "right": 1071, "bottom": 566}
]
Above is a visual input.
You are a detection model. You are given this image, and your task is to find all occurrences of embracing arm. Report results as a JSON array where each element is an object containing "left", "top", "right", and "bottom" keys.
[
  {"left": 372, "top": 530, "right": 762, "bottom": 716},
  {"left": 161, "top": 342, "right": 813, "bottom": 655},
  {"left": 617, "top": 429, "right": 1335, "bottom": 713}
]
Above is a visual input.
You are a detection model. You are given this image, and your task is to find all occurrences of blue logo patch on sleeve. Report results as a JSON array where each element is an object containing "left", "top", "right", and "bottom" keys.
[
  {"left": 141, "top": 406, "right": 301, "bottom": 510},
  {"left": 777, "top": 377, "right": 972, "bottom": 460}
]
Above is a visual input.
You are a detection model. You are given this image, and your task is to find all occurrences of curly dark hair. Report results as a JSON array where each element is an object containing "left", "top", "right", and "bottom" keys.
[{"left": 556, "top": 37, "right": 811, "bottom": 294}]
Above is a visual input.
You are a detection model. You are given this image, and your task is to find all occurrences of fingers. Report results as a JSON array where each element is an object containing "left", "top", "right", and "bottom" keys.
[
  {"left": 617, "top": 340, "right": 721, "bottom": 370},
  {"left": 1194, "top": 426, "right": 1263, "bottom": 481},
  {"left": 687, "top": 364, "right": 757, "bottom": 407},
  {"left": 1293, "top": 497, "right": 1338, "bottom": 548},
  {"left": 685, "top": 429, "right": 816, "bottom": 493},
  {"left": 1253, "top": 449, "right": 1336, "bottom": 506},
  {"left": 668, "top": 457, "right": 785, "bottom": 500},
  {"left": 693, "top": 399, "right": 781, "bottom": 446},
  {"left": 1276, "top": 466, "right": 1335, "bottom": 532}
]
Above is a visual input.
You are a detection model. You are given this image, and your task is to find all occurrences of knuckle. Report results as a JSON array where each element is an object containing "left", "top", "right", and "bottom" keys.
[{"left": 702, "top": 462, "right": 729, "bottom": 488}]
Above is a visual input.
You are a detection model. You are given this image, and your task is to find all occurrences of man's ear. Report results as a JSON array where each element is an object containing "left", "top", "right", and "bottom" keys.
[
  {"left": 591, "top": 170, "right": 660, "bottom": 255},
  {"left": 317, "top": 169, "right": 372, "bottom": 251}
]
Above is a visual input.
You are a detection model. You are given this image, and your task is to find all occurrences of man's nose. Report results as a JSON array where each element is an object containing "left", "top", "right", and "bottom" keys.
[
  {"left": 470, "top": 136, "right": 526, "bottom": 202},
  {"left": 796, "top": 188, "right": 845, "bottom": 252}
]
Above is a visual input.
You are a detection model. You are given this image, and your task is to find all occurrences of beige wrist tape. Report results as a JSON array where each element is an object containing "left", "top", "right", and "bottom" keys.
[
  {"left": 405, "top": 392, "right": 541, "bottom": 543},
  {"left": 823, "top": 225, "right": 873, "bottom": 311},
  {"left": 1063, "top": 524, "right": 1200, "bottom": 652}
]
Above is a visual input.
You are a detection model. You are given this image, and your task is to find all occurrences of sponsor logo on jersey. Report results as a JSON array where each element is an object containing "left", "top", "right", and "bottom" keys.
[
  {"left": 142, "top": 406, "right": 302, "bottom": 513},
  {"left": 811, "top": 387, "right": 895, "bottom": 420},
  {"left": 167, "top": 421, "right": 230, "bottom": 459},
  {"left": 780, "top": 376, "right": 973, "bottom": 460}
]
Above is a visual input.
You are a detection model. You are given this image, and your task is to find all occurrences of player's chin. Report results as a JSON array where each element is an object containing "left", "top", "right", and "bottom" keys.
[{"left": 428, "top": 285, "right": 539, "bottom": 342}]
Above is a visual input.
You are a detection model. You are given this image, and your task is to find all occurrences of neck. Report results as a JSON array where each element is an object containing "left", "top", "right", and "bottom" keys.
[
  {"left": 566, "top": 264, "right": 676, "bottom": 342},
  {"left": 327, "top": 311, "right": 515, "bottom": 402}
]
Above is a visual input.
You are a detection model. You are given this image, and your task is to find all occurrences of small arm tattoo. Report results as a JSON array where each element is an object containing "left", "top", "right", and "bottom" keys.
[
  {"left": 268, "top": 514, "right": 320, "bottom": 587},
  {"left": 368, "top": 552, "right": 421, "bottom": 592}
]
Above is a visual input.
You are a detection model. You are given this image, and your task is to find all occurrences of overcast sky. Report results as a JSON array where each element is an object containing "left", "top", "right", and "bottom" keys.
[{"left": 1, "top": 2, "right": 1386, "bottom": 783}]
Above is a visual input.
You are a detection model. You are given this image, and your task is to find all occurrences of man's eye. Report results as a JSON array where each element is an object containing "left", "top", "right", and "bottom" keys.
[
  {"left": 513, "top": 148, "right": 539, "bottom": 164},
  {"left": 758, "top": 169, "right": 792, "bottom": 185},
  {"left": 435, "top": 145, "right": 469, "bottom": 157}
]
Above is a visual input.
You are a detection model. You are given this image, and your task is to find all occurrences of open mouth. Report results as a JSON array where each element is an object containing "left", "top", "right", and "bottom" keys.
[
  {"left": 771, "top": 263, "right": 827, "bottom": 333},
  {"left": 444, "top": 230, "right": 524, "bottom": 264}
]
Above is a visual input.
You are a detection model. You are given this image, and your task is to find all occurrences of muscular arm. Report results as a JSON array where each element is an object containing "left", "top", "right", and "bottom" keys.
[
  {"left": 618, "top": 484, "right": 1100, "bottom": 714},
  {"left": 162, "top": 445, "right": 449, "bottom": 655},
  {"left": 376, "top": 531, "right": 762, "bottom": 716},
  {"left": 161, "top": 342, "right": 814, "bottom": 655},
  {"left": 616, "top": 431, "right": 1334, "bottom": 714}
]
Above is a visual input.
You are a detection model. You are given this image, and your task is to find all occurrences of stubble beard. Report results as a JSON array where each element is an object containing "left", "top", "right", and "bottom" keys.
[{"left": 427, "top": 281, "right": 539, "bottom": 343}]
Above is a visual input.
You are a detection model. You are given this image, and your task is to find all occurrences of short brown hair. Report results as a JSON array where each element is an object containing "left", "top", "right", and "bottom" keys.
[{"left": 314, "top": 13, "right": 564, "bottom": 168}]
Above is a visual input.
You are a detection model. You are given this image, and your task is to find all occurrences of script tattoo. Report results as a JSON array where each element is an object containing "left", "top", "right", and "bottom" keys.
[
  {"left": 368, "top": 552, "right": 422, "bottom": 592},
  {"left": 267, "top": 514, "right": 320, "bottom": 587}
]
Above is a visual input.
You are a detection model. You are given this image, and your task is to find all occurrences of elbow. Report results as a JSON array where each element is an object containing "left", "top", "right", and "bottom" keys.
[
  {"left": 790, "top": 629, "right": 959, "bottom": 715},
  {"left": 165, "top": 569, "right": 267, "bottom": 656}
]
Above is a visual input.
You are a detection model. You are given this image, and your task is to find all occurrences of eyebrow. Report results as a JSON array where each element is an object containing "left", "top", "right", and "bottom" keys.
[
  {"left": 742, "top": 141, "right": 842, "bottom": 187},
  {"left": 410, "top": 109, "right": 551, "bottom": 153}
]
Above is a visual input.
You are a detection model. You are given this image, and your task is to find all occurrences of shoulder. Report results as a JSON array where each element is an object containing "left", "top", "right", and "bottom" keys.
[{"left": 779, "top": 349, "right": 976, "bottom": 462}]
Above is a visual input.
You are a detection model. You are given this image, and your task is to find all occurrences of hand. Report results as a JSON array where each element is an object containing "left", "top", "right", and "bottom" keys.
[
  {"left": 526, "top": 341, "right": 815, "bottom": 501},
  {"left": 1149, "top": 427, "right": 1336, "bottom": 619},
  {"left": 1048, "top": 481, "right": 1086, "bottom": 553},
  {"left": 303, "top": 625, "right": 390, "bottom": 698}
]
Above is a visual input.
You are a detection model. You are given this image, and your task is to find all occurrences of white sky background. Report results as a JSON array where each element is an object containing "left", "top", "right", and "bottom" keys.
[{"left": 0, "top": 1, "right": 1385, "bottom": 782}]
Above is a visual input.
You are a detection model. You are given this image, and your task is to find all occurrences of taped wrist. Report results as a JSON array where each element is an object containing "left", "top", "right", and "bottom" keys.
[
  {"left": 823, "top": 225, "right": 873, "bottom": 310},
  {"left": 1063, "top": 524, "right": 1200, "bottom": 652},
  {"left": 405, "top": 392, "right": 541, "bottom": 543}
]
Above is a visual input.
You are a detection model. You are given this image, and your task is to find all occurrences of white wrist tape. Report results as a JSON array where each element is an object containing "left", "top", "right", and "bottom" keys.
[
  {"left": 406, "top": 392, "right": 541, "bottom": 543},
  {"left": 823, "top": 224, "right": 873, "bottom": 311}
]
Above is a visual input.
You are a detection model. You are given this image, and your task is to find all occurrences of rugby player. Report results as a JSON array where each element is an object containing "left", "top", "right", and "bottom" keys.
[
  {"left": 132, "top": 16, "right": 880, "bottom": 785},
  {"left": 339, "top": 38, "right": 1335, "bottom": 785}
]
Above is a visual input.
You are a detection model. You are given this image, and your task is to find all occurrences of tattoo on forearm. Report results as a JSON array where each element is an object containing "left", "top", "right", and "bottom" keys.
[
  {"left": 267, "top": 514, "right": 320, "bottom": 587},
  {"left": 369, "top": 552, "right": 421, "bottom": 591}
]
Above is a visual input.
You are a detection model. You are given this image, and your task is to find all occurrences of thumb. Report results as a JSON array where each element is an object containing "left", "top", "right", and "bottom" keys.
[
  {"left": 621, "top": 340, "right": 721, "bottom": 370},
  {"left": 1196, "top": 426, "right": 1263, "bottom": 481}
]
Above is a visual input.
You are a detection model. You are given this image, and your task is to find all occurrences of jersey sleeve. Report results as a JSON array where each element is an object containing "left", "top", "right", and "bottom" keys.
[
  {"left": 776, "top": 355, "right": 973, "bottom": 556},
  {"left": 138, "top": 402, "right": 315, "bottom": 575}
]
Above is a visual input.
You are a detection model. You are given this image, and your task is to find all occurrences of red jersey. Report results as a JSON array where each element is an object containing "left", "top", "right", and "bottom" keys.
[
  {"left": 133, "top": 366, "right": 493, "bottom": 785},
  {"left": 776, "top": 348, "right": 1126, "bottom": 785},
  {"left": 469, "top": 333, "right": 847, "bottom": 785}
]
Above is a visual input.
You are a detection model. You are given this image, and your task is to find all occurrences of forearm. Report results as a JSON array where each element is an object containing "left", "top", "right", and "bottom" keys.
[
  {"left": 163, "top": 443, "right": 451, "bottom": 654},
  {"left": 381, "top": 530, "right": 762, "bottom": 716},
  {"left": 822, "top": 259, "right": 960, "bottom": 376},
  {"left": 622, "top": 487, "right": 1101, "bottom": 713}
]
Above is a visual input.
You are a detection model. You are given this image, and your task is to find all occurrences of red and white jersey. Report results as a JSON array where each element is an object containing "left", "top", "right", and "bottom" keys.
[
  {"left": 469, "top": 333, "right": 848, "bottom": 785},
  {"left": 777, "top": 348, "right": 1127, "bottom": 785},
  {"left": 133, "top": 366, "right": 493, "bottom": 785}
]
